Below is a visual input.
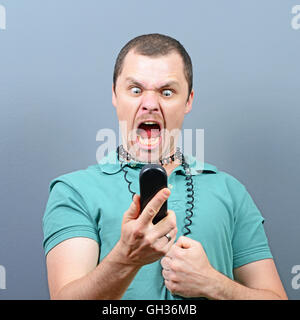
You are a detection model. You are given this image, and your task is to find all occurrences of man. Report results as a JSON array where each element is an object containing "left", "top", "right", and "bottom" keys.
[{"left": 43, "top": 33, "right": 287, "bottom": 300}]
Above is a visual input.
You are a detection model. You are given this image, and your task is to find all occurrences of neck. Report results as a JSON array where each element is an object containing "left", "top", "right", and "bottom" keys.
[
  {"left": 117, "top": 145, "right": 182, "bottom": 166},
  {"left": 163, "top": 161, "right": 181, "bottom": 177}
]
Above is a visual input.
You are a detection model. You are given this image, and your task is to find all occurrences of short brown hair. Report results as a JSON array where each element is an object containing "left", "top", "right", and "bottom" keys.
[{"left": 113, "top": 33, "right": 193, "bottom": 98}]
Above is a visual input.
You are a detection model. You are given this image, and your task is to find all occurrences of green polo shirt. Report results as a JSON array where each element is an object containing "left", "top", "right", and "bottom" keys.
[{"left": 42, "top": 150, "right": 273, "bottom": 300}]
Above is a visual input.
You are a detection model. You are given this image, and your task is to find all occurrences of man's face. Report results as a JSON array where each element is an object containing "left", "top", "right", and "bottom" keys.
[{"left": 112, "top": 50, "right": 194, "bottom": 162}]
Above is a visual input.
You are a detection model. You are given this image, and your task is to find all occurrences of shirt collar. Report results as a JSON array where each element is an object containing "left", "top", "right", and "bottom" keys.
[{"left": 98, "top": 150, "right": 218, "bottom": 175}]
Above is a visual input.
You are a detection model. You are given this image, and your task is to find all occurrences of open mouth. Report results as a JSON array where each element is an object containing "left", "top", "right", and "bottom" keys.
[{"left": 136, "top": 121, "right": 162, "bottom": 149}]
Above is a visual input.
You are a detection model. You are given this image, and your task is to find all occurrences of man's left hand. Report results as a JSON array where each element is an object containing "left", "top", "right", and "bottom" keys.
[{"left": 161, "top": 236, "right": 216, "bottom": 298}]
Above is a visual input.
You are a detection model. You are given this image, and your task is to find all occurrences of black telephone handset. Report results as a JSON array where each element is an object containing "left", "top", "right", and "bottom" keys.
[{"left": 139, "top": 164, "right": 168, "bottom": 224}]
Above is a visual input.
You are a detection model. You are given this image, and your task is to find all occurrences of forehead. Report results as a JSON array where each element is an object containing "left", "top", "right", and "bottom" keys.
[{"left": 119, "top": 50, "right": 186, "bottom": 86}]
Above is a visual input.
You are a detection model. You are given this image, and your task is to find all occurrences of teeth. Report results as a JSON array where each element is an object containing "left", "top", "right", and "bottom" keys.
[
  {"left": 143, "top": 121, "right": 157, "bottom": 125},
  {"left": 138, "top": 136, "right": 160, "bottom": 146}
]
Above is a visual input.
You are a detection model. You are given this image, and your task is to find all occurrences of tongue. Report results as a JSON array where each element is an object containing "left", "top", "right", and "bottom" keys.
[{"left": 138, "top": 123, "right": 160, "bottom": 139}]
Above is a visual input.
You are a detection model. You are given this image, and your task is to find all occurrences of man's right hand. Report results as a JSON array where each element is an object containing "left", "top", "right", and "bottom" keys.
[
  {"left": 114, "top": 188, "right": 177, "bottom": 267},
  {"left": 46, "top": 187, "right": 176, "bottom": 299}
]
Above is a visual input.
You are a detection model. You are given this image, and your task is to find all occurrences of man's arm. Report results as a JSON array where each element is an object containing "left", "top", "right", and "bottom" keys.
[
  {"left": 46, "top": 237, "right": 140, "bottom": 299},
  {"left": 161, "top": 236, "right": 288, "bottom": 300},
  {"left": 46, "top": 189, "right": 177, "bottom": 299},
  {"left": 207, "top": 258, "right": 288, "bottom": 300}
]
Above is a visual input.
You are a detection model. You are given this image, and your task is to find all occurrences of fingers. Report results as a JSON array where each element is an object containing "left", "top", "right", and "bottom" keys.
[
  {"left": 161, "top": 227, "right": 178, "bottom": 252},
  {"left": 161, "top": 257, "right": 175, "bottom": 282},
  {"left": 140, "top": 209, "right": 177, "bottom": 251},
  {"left": 161, "top": 256, "right": 172, "bottom": 270},
  {"left": 152, "top": 224, "right": 178, "bottom": 252},
  {"left": 149, "top": 210, "right": 177, "bottom": 239},
  {"left": 175, "top": 235, "right": 192, "bottom": 249},
  {"left": 123, "top": 193, "right": 140, "bottom": 224},
  {"left": 175, "top": 236, "right": 204, "bottom": 252},
  {"left": 138, "top": 188, "right": 171, "bottom": 226}
]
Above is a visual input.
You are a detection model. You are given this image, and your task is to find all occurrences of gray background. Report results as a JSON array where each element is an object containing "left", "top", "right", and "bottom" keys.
[{"left": 0, "top": 0, "right": 299, "bottom": 299}]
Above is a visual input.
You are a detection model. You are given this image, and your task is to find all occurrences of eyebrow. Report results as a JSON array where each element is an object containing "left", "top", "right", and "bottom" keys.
[{"left": 125, "top": 77, "right": 180, "bottom": 90}]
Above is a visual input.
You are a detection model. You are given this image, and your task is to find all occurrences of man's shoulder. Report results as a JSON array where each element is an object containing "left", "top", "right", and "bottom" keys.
[
  {"left": 48, "top": 164, "right": 101, "bottom": 192},
  {"left": 200, "top": 161, "right": 247, "bottom": 195},
  {"left": 186, "top": 155, "right": 245, "bottom": 191}
]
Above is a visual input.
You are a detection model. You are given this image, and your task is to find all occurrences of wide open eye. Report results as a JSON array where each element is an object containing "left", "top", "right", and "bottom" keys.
[
  {"left": 162, "top": 89, "right": 173, "bottom": 97},
  {"left": 131, "top": 87, "right": 142, "bottom": 95}
]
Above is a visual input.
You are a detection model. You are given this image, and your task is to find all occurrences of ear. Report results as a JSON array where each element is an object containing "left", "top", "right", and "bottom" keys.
[
  {"left": 184, "top": 89, "right": 194, "bottom": 114},
  {"left": 112, "top": 83, "right": 117, "bottom": 108}
]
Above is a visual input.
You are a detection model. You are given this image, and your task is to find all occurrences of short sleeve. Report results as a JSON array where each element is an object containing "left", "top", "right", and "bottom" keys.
[
  {"left": 42, "top": 178, "right": 100, "bottom": 256},
  {"left": 232, "top": 188, "right": 273, "bottom": 269}
]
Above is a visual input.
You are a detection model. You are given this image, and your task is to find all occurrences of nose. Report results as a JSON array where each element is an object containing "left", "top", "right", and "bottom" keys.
[{"left": 139, "top": 90, "right": 160, "bottom": 114}]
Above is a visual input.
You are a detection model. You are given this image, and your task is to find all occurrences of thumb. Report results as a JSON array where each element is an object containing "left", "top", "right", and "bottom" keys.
[
  {"left": 123, "top": 194, "right": 140, "bottom": 223},
  {"left": 175, "top": 236, "right": 193, "bottom": 249}
]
